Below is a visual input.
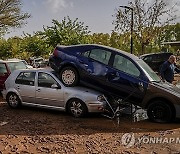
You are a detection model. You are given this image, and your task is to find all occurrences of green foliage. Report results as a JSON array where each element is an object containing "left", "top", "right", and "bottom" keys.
[
  {"left": 0, "top": 15, "right": 179, "bottom": 60},
  {"left": 90, "top": 32, "right": 132, "bottom": 53},
  {"left": 38, "top": 16, "right": 92, "bottom": 47},
  {"left": 0, "top": 38, "right": 12, "bottom": 59},
  {"left": 113, "top": 0, "right": 178, "bottom": 54},
  {"left": 20, "top": 34, "right": 52, "bottom": 58},
  {"left": 0, "top": 0, "right": 30, "bottom": 34}
]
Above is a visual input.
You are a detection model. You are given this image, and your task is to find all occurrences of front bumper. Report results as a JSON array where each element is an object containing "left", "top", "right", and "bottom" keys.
[{"left": 87, "top": 101, "right": 106, "bottom": 113}]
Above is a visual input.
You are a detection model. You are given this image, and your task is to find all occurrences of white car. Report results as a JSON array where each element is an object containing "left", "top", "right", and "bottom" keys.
[{"left": 3, "top": 69, "right": 106, "bottom": 117}]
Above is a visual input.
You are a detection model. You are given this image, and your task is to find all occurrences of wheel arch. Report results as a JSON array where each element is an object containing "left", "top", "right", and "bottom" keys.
[
  {"left": 6, "top": 91, "right": 22, "bottom": 103},
  {"left": 145, "top": 97, "right": 176, "bottom": 117},
  {"left": 65, "top": 97, "right": 88, "bottom": 113},
  {"left": 59, "top": 63, "right": 79, "bottom": 75}
]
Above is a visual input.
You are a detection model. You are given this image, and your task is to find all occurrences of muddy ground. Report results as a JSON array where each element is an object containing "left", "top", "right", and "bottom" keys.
[{"left": 0, "top": 95, "right": 180, "bottom": 154}]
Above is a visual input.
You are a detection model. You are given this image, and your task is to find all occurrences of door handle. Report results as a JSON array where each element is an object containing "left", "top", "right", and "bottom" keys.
[
  {"left": 36, "top": 89, "right": 41, "bottom": 92},
  {"left": 110, "top": 72, "right": 118, "bottom": 77}
]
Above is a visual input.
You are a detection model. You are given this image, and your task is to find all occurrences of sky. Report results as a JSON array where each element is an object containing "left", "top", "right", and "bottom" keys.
[{"left": 4, "top": 0, "right": 180, "bottom": 39}]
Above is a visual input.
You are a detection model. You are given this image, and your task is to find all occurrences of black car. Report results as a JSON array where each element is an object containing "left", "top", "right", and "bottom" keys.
[{"left": 140, "top": 52, "right": 173, "bottom": 73}]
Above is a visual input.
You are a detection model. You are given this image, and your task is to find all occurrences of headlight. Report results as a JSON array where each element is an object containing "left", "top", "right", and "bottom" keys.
[{"left": 97, "top": 95, "right": 106, "bottom": 102}]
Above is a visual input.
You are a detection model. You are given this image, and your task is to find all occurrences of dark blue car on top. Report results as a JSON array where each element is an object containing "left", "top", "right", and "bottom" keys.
[{"left": 49, "top": 44, "right": 180, "bottom": 123}]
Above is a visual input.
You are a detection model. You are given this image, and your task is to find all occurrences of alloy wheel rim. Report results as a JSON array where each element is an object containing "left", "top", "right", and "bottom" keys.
[
  {"left": 9, "top": 95, "right": 18, "bottom": 107},
  {"left": 62, "top": 70, "right": 75, "bottom": 85},
  {"left": 70, "top": 101, "right": 83, "bottom": 117}
]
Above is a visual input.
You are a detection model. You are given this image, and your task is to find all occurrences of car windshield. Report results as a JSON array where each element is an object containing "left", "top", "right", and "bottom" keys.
[
  {"left": 7, "top": 61, "right": 27, "bottom": 72},
  {"left": 136, "top": 59, "right": 161, "bottom": 82}
]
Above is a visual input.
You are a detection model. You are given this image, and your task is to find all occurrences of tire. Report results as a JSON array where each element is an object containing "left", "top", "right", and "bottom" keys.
[
  {"left": 60, "top": 66, "right": 78, "bottom": 87},
  {"left": 147, "top": 100, "right": 174, "bottom": 123},
  {"left": 7, "top": 93, "right": 21, "bottom": 108},
  {"left": 67, "top": 99, "right": 88, "bottom": 118}
]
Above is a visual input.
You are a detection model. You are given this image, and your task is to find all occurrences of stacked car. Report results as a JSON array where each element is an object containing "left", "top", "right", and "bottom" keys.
[
  {"left": 2, "top": 44, "right": 180, "bottom": 122},
  {"left": 49, "top": 44, "right": 180, "bottom": 123}
]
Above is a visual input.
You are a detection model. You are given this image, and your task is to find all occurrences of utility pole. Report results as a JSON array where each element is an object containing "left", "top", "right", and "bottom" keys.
[{"left": 119, "top": 6, "right": 133, "bottom": 54}]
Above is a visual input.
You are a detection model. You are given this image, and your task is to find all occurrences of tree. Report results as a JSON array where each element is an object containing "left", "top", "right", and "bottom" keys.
[
  {"left": 0, "top": 38, "right": 12, "bottom": 59},
  {"left": 91, "top": 33, "right": 110, "bottom": 46},
  {"left": 0, "top": 0, "right": 30, "bottom": 34},
  {"left": 158, "top": 23, "right": 180, "bottom": 52},
  {"left": 19, "top": 33, "right": 52, "bottom": 58},
  {"left": 38, "top": 16, "right": 91, "bottom": 47},
  {"left": 113, "top": 0, "right": 178, "bottom": 54}
]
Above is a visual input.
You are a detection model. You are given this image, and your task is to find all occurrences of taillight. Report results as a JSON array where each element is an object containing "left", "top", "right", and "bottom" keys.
[{"left": 53, "top": 48, "right": 59, "bottom": 57}]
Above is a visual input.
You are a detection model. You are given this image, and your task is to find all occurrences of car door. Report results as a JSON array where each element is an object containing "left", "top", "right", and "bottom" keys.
[
  {"left": 15, "top": 72, "right": 36, "bottom": 103},
  {"left": 0, "top": 63, "right": 9, "bottom": 90},
  {"left": 106, "top": 54, "right": 146, "bottom": 104},
  {"left": 35, "top": 72, "right": 64, "bottom": 107},
  {"left": 78, "top": 48, "right": 112, "bottom": 87}
]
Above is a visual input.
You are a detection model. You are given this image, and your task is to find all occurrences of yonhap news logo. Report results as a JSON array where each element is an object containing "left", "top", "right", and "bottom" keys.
[
  {"left": 121, "top": 133, "right": 135, "bottom": 148},
  {"left": 121, "top": 133, "right": 180, "bottom": 148}
]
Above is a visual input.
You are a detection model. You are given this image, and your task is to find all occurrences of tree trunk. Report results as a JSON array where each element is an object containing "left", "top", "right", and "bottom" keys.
[{"left": 141, "top": 43, "right": 145, "bottom": 55}]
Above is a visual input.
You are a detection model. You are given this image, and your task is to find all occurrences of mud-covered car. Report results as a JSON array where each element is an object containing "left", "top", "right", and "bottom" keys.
[
  {"left": 2, "top": 69, "right": 106, "bottom": 118},
  {"left": 49, "top": 44, "right": 180, "bottom": 123}
]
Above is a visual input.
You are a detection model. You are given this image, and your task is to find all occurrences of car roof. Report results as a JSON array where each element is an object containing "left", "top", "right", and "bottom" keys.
[
  {"left": 57, "top": 44, "right": 139, "bottom": 60},
  {"left": 0, "top": 60, "right": 5, "bottom": 63},
  {"left": 14, "top": 67, "right": 54, "bottom": 73},
  {"left": 140, "top": 52, "right": 173, "bottom": 58}
]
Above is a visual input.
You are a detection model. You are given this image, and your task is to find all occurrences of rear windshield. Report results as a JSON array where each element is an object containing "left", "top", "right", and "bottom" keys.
[{"left": 7, "top": 62, "right": 27, "bottom": 72}]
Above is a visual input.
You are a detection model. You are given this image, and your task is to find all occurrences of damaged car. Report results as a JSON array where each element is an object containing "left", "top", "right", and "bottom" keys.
[
  {"left": 49, "top": 44, "right": 180, "bottom": 123},
  {"left": 2, "top": 69, "right": 106, "bottom": 118}
]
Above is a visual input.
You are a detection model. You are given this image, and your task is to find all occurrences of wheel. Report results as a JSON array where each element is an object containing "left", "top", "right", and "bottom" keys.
[
  {"left": 60, "top": 67, "right": 78, "bottom": 87},
  {"left": 7, "top": 93, "right": 21, "bottom": 108},
  {"left": 68, "top": 99, "right": 87, "bottom": 118},
  {"left": 147, "top": 100, "right": 174, "bottom": 123}
]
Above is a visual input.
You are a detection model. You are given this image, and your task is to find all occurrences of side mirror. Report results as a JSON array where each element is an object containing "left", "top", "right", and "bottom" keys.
[{"left": 51, "top": 84, "right": 61, "bottom": 89}]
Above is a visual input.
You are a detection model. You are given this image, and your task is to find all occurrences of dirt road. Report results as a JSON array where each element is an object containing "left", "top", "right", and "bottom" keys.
[{"left": 0, "top": 96, "right": 180, "bottom": 153}]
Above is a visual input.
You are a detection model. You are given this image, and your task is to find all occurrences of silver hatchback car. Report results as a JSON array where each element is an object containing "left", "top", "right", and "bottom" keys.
[{"left": 2, "top": 69, "right": 106, "bottom": 117}]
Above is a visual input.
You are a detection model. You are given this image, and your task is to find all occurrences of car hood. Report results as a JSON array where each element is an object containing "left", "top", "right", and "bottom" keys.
[{"left": 151, "top": 81, "right": 180, "bottom": 96}]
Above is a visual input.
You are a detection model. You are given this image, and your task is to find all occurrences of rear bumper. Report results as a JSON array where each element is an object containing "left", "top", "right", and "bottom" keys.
[
  {"left": 1, "top": 90, "right": 6, "bottom": 100},
  {"left": 49, "top": 56, "right": 61, "bottom": 72}
]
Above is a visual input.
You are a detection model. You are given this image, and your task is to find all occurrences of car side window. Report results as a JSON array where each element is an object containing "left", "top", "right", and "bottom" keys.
[
  {"left": 153, "top": 54, "right": 161, "bottom": 62},
  {"left": 0, "top": 64, "right": 7, "bottom": 74},
  {"left": 113, "top": 55, "right": 140, "bottom": 77},
  {"left": 143, "top": 56, "right": 152, "bottom": 62},
  {"left": 15, "top": 72, "right": 35, "bottom": 86},
  {"left": 89, "top": 49, "right": 111, "bottom": 65},
  {"left": 83, "top": 50, "right": 90, "bottom": 57},
  {"left": 38, "top": 72, "right": 58, "bottom": 88}
]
